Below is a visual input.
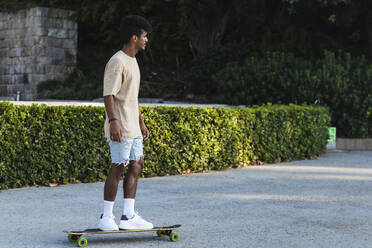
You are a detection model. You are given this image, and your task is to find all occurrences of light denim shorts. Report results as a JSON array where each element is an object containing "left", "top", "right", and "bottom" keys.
[{"left": 107, "top": 136, "right": 144, "bottom": 166}]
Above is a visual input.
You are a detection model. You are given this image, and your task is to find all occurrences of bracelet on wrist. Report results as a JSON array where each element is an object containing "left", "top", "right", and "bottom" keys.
[{"left": 109, "top": 118, "right": 117, "bottom": 123}]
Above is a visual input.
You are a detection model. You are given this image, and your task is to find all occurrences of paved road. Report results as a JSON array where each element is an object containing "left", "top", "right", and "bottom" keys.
[{"left": 1, "top": 150, "right": 371, "bottom": 248}]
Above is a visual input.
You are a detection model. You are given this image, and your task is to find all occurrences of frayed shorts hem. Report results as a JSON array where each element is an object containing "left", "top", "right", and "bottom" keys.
[
  {"left": 107, "top": 137, "right": 144, "bottom": 166},
  {"left": 111, "top": 159, "right": 130, "bottom": 167}
]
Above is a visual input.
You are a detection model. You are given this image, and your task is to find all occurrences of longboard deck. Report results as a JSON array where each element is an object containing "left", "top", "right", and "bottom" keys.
[{"left": 64, "top": 224, "right": 181, "bottom": 235}]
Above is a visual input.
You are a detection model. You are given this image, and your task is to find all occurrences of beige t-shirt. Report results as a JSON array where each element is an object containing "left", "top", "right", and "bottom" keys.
[{"left": 103, "top": 50, "right": 142, "bottom": 139}]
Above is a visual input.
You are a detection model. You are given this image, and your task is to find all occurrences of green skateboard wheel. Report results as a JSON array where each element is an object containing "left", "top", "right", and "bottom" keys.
[
  {"left": 77, "top": 237, "right": 88, "bottom": 247},
  {"left": 68, "top": 234, "right": 79, "bottom": 243},
  {"left": 170, "top": 232, "right": 181, "bottom": 242}
]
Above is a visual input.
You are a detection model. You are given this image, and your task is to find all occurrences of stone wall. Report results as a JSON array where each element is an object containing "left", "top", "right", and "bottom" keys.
[{"left": 0, "top": 7, "right": 77, "bottom": 100}]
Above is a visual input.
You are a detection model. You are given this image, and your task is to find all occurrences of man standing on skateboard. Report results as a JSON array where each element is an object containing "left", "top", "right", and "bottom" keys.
[{"left": 99, "top": 15, "right": 153, "bottom": 231}]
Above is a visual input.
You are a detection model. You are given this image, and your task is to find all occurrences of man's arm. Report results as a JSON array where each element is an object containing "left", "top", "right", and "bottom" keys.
[
  {"left": 139, "top": 107, "right": 149, "bottom": 141},
  {"left": 104, "top": 95, "right": 122, "bottom": 141}
]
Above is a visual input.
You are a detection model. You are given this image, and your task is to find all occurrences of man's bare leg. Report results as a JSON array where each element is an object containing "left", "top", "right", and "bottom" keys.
[
  {"left": 99, "top": 163, "right": 125, "bottom": 231},
  {"left": 124, "top": 158, "right": 144, "bottom": 199},
  {"left": 104, "top": 163, "right": 125, "bottom": 201},
  {"left": 120, "top": 159, "right": 153, "bottom": 228}
]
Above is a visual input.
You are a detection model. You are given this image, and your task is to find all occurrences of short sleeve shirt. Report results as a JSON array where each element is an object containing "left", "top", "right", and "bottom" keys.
[{"left": 103, "top": 50, "right": 142, "bottom": 139}]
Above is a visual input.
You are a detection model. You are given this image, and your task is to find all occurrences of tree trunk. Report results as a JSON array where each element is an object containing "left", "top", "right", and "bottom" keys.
[
  {"left": 361, "top": 0, "right": 372, "bottom": 57},
  {"left": 264, "top": 0, "right": 282, "bottom": 25},
  {"left": 183, "top": 0, "right": 232, "bottom": 54},
  {"left": 364, "top": 13, "right": 372, "bottom": 57},
  {"left": 190, "top": 10, "right": 230, "bottom": 53},
  {"left": 366, "top": 28, "right": 372, "bottom": 57}
]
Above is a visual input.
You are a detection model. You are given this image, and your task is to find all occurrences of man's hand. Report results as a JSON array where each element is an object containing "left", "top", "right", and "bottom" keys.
[
  {"left": 104, "top": 95, "right": 122, "bottom": 142},
  {"left": 140, "top": 123, "right": 149, "bottom": 141},
  {"left": 110, "top": 120, "right": 123, "bottom": 142}
]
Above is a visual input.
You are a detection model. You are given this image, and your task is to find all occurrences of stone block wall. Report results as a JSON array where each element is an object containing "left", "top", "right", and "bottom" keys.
[{"left": 0, "top": 7, "right": 77, "bottom": 100}]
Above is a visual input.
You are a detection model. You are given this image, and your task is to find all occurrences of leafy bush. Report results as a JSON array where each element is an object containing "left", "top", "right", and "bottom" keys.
[
  {"left": 187, "top": 44, "right": 253, "bottom": 95},
  {"left": 213, "top": 51, "right": 372, "bottom": 138},
  {"left": 37, "top": 69, "right": 103, "bottom": 100},
  {"left": 0, "top": 102, "right": 329, "bottom": 189}
]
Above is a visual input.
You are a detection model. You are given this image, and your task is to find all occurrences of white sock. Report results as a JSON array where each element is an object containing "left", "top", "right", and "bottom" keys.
[
  {"left": 123, "top": 198, "right": 135, "bottom": 218},
  {"left": 103, "top": 200, "right": 114, "bottom": 218}
]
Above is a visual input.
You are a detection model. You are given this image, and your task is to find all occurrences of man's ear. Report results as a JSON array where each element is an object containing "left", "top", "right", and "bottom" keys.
[{"left": 132, "top": 35, "right": 138, "bottom": 42}]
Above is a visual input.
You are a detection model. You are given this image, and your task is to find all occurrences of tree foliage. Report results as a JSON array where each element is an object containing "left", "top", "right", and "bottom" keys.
[{"left": 1, "top": 0, "right": 371, "bottom": 64}]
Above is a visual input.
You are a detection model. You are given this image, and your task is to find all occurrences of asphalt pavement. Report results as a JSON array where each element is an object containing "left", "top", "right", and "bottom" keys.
[{"left": 0, "top": 150, "right": 371, "bottom": 248}]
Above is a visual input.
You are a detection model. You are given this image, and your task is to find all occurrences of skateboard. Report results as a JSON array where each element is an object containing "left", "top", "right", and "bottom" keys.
[{"left": 63, "top": 224, "right": 182, "bottom": 247}]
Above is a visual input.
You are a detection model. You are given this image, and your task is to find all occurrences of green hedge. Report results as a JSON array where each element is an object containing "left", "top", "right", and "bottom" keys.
[
  {"left": 213, "top": 51, "right": 372, "bottom": 138},
  {"left": 0, "top": 102, "right": 330, "bottom": 190}
]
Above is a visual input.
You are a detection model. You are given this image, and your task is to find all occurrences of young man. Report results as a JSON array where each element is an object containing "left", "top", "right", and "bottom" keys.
[{"left": 99, "top": 15, "right": 153, "bottom": 231}]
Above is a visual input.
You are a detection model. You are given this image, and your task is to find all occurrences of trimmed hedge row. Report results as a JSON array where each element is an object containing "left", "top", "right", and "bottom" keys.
[{"left": 0, "top": 102, "right": 330, "bottom": 190}]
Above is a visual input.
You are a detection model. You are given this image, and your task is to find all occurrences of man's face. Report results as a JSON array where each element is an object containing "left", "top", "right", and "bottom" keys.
[{"left": 135, "top": 30, "right": 148, "bottom": 51}]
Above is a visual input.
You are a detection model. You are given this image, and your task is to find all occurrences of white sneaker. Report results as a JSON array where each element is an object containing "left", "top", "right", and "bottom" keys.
[
  {"left": 98, "top": 214, "right": 119, "bottom": 231},
  {"left": 119, "top": 212, "right": 154, "bottom": 230}
]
